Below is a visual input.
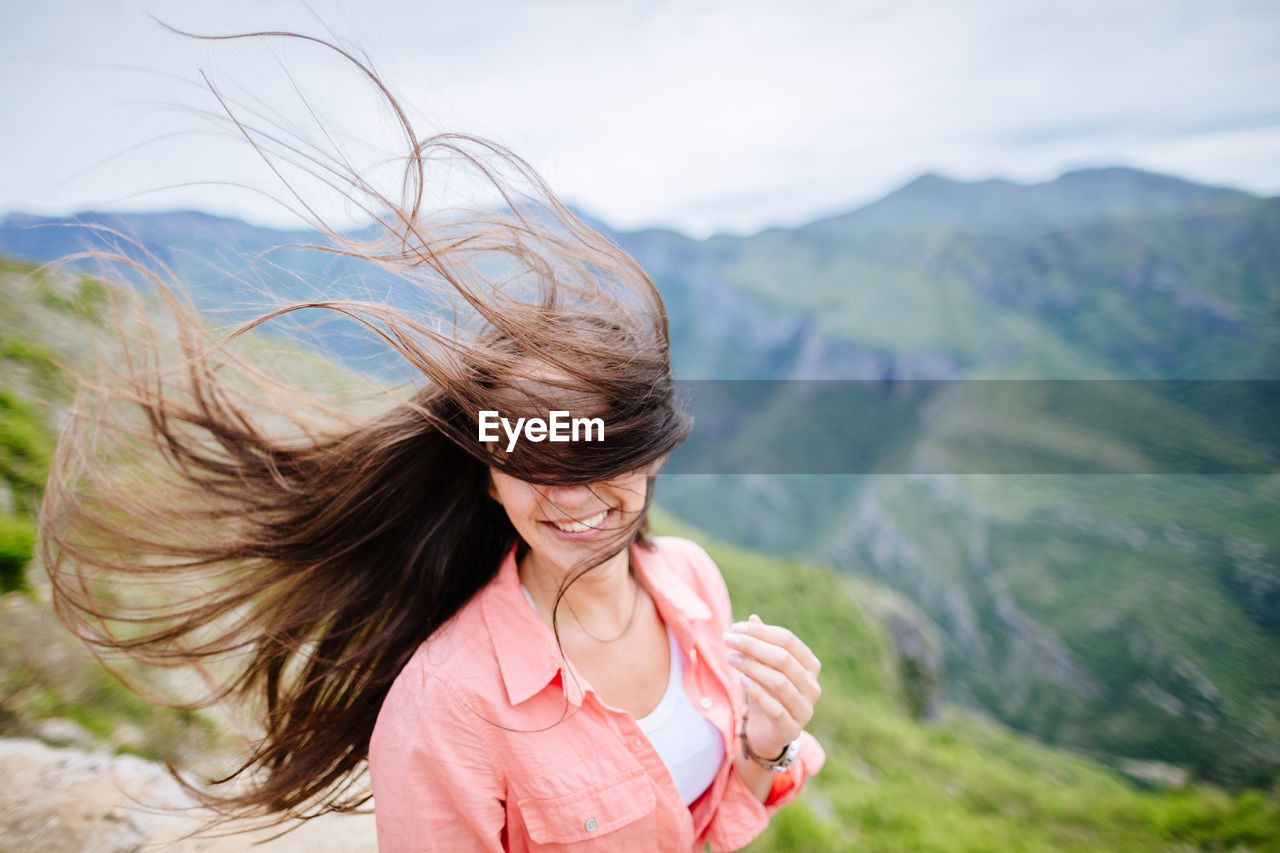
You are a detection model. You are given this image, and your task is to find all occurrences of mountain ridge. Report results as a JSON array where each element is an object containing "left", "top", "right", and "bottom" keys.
[
  {"left": 798, "top": 166, "right": 1260, "bottom": 237},
  {"left": 3, "top": 164, "right": 1264, "bottom": 253}
]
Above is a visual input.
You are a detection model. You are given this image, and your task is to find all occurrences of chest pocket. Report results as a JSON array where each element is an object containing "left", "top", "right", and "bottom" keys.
[{"left": 516, "top": 766, "right": 656, "bottom": 848}]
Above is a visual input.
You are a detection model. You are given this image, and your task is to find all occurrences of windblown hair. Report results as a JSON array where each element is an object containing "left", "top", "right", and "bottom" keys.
[{"left": 37, "top": 30, "right": 690, "bottom": 824}]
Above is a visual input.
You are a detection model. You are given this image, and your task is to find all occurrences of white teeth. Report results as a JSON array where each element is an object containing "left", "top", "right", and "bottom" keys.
[{"left": 551, "top": 509, "right": 609, "bottom": 533}]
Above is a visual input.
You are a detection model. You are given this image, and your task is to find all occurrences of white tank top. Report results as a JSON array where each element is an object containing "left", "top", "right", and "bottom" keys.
[
  {"left": 520, "top": 587, "right": 724, "bottom": 805},
  {"left": 635, "top": 625, "right": 725, "bottom": 804}
]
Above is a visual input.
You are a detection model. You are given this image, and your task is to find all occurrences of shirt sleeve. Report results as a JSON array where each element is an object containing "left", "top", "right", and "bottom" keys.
[
  {"left": 762, "top": 730, "right": 826, "bottom": 810},
  {"left": 705, "top": 728, "right": 827, "bottom": 851},
  {"left": 369, "top": 662, "right": 506, "bottom": 852}
]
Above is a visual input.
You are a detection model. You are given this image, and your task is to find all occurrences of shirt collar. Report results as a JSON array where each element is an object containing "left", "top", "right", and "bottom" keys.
[
  {"left": 479, "top": 540, "right": 714, "bottom": 708},
  {"left": 479, "top": 548, "right": 580, "bottom": 707},
  {"left": 632, "top": 538, "right": 713, "bottom": 655}
]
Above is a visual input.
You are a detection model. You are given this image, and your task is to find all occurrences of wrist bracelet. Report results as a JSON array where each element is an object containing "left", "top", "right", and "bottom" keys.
[{"left": 739, "top": 710, "right": 800, "bottom": 773}]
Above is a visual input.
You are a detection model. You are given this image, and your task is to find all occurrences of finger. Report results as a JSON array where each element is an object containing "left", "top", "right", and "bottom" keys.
[
  {"left": 730, "top": 617, "right": 821, "bottom": 675},
  {"left": 730, "top": 652, "right": 813, "bottom": 726},
  {"left": 736, "top": 615, "right": 821, "bottom": 674},
  {"left": 723, "top": 630, "right": 820, "bottom": 702},
  {"left": 738, "top": 669, "right": 799, "bottom": 736}
]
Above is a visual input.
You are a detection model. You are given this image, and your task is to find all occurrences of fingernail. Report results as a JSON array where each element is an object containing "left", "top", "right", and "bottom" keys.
[
  {"left": 727, "top": 650, "right": 743, "bottom": 665},
  {"left": 723, "top": 632, "right": 742, "bottom": 647},
  {"left": 739, "top": 673, "right": 757, "bottom": 690},
  {"left": 730, "top": 621, "right": 751, "bottom": 633}
]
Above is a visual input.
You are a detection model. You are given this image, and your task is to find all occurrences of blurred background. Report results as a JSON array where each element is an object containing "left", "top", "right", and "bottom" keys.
[{"left": 2, "top": 1, "right": 1279, "bottom": 850}]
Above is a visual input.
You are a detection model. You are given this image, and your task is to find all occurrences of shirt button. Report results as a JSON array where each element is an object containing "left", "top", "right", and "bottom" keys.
[
  {"left": 585, "top": 818, "right": 598, "bottom": 832},
  {"left": 699, "top": 696, "right": 713, "bottom": 710}
]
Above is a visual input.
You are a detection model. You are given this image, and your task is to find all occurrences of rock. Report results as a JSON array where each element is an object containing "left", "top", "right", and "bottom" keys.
[
  {"left": 0, "top": 738, "right": 377, "bottom": 852},
  {"left": 848, "top": 583, "right": 944, "bottom": 719},
  {"left": 34, "top": 718, "right": 97, "bottom": 750},
  {"left": 1118, "top": 759, "right": 1189, "bottom": 789}
]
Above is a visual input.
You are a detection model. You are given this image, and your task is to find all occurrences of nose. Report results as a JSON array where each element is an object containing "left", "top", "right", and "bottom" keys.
[{"left": 537, "top": 483, "right": 600, "bottom": 510}]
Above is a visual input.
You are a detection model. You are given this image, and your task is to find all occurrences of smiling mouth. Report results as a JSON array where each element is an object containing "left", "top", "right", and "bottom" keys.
[{"left": 548, "top": 509, "right": 611, "bottom": 534}]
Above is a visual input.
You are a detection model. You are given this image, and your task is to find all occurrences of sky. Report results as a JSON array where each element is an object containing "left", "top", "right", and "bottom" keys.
[{"left": 3, "top": 0, "right": 1279, "bottom": 237}]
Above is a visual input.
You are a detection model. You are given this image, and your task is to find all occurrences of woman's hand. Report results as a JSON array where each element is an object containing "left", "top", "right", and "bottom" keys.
[{"left": 724, "top": 614, "right": 822, "bottom": 761}]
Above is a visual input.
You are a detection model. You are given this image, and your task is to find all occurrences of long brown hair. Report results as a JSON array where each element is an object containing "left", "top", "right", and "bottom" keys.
[{"left": 37, "top": 29, "right": 690, "bottom": 823}]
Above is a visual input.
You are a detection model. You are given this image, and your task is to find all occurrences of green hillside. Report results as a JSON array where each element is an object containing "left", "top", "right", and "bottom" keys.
[
  {"left": 703, "top": 193, "right": 1280, "bottom": 379},
  {"left": 830, "top": 475, "right": 1280, "bottom": 785},
  {"left": 0, "top": 257, "right": 75, "bottom": 594},
  {"left": 653, "top": 515, "right": 1280, "bottom": 852}
]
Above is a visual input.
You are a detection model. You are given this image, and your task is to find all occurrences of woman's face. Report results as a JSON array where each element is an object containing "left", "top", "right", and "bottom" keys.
[{"left": 487, "top": 465, "right": 655, "bottom": 573}]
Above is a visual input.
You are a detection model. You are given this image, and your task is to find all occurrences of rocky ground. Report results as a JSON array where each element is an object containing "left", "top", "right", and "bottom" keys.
[{"left": 0, "top": 738, "right": 377, "bottom": 853}]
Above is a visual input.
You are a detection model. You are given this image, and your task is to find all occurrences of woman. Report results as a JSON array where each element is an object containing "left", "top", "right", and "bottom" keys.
[
  {"left": 369, "top": 336, "right": 825, "bottom": 851},
  {"left": 39, "top": 30, "right": 823, "bottom": 852}
]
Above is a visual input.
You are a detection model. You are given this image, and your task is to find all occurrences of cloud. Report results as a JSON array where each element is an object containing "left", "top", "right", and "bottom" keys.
[{"left": 2, "top": 0, "right": 1278, "bottom": 236}]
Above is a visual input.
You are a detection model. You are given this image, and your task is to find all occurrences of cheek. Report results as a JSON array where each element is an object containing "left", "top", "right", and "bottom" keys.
[
  {"left": 488, "top": 472, "right": 533, "bottom": 510},
  {"left": 499, "top": 485, "right": 545, "bottom": 523},
  {"left": 619, "top": 475, "right": 651, "bottom": 505}
]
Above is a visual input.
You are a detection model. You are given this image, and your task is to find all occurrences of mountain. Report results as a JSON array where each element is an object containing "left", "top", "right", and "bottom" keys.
[
  {"left": 802, "top": 167, "right": 1254, "bottom": 235},
  {"left": 656, "top": 171, "right": 1280, "bottom": 379},
  {"left": 3, "top": 166, "right": 1279, "bottom": 786}
]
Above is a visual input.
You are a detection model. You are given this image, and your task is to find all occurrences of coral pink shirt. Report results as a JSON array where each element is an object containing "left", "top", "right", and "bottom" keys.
[{"left": 369, "top": 535, "right": 824, "bottom": 852}]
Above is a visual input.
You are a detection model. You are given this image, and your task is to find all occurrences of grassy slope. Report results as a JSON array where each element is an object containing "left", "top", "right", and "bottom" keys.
[
  {"left": 710, "top": 196, "right": 1280, "bottom": 379},
  {"left": 0, "top": 257, "right": 381, "bottom": 766},
  {"left": 818, "top": 472, "right": 1280, "bottom": 786},
  {"left": 711, "top": 227, "right": 1010, "bottom": 362},
  {"left": 0, "top": 256, "right": 75, "bottom": 593},
  {"left": 972, "top": 475, "right": 1280, "bottom": 782},
  {"left": 653, "top": 512, "right": 1280, "bottom": 852},
  {"left": 0, "top": 258, "right": 231, "bottom": 761}
]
